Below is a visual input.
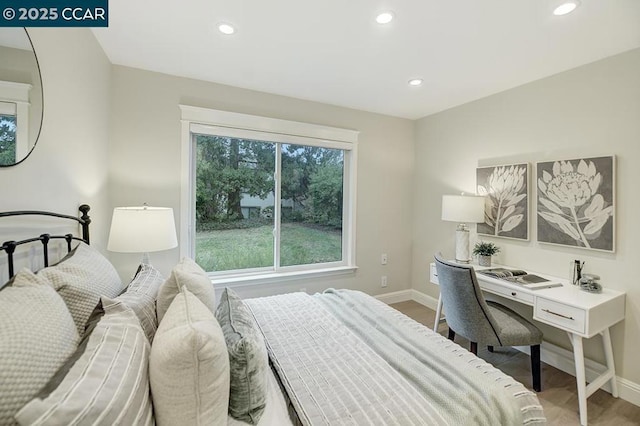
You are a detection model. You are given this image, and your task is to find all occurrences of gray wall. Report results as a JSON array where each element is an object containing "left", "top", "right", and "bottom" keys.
[
  {"left": 412, "top": 48, "right": 640, "bottom": 386},
  {"left": 108, "top": 65, "right": 416, "bottom": 295}
]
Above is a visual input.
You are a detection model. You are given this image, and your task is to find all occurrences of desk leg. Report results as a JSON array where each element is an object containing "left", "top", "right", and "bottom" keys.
[
  {"left": 568, "top": 332, "right": 588, "bottom": 426},
  {"left": 602, "top": 328, "right": 619, "bottom": 398},
  {"left": 434, "top": 294, "right": 443, "bottom": 333}
]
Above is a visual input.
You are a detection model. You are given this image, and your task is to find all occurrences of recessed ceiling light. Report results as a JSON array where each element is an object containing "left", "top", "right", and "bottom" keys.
[
  {"left": 408, "top": 79, "right": 423, "bottom": 87},
  {"left": 376, "top": 12, "right": 394, "bottom": 24},
  {"left": 218, "top": 23, "right": 235, "bottom": 35},
  {"left": 553, "top": 1, "right": 580, "bottom": 16}
]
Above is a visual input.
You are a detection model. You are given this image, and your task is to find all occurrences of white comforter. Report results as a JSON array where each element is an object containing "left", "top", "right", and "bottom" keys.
[{"left": 246, "top": 290, "right": 545, "bottom": 426}]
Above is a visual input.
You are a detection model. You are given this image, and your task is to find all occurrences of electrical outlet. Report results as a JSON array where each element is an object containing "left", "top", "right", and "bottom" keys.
[
  {"left": 381, "top": 253, "right": 388, "bottom": 265},
  {"left": 381, "top": 276, "right": 388, "bottom": 288}
]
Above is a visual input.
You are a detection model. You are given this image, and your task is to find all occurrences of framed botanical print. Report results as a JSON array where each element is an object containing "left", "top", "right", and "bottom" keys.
[
  {"left": 476, "top": 163, "right": 529, "bottom": 240},
  {"left": 536, "top": 156, "right": 615, "bottom": 252}
]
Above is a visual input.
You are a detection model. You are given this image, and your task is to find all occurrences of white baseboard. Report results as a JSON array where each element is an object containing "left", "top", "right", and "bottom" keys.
[
  {"left": 375, "top": 289, "right": 640, "bottom": 408},
  {"left": 409, "top": 289, "right": 439, "bottom": 310},
  {"left": 374, "top": 289, "right": 412, "bottom": 305}
]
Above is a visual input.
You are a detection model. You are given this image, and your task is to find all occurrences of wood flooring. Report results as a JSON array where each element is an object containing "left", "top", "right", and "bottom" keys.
[{"left": 390, "top": 300, "right": 640, "bottom": 426}]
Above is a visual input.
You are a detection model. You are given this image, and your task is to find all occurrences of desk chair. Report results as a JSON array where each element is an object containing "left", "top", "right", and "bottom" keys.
[{"left": 434, "top": 254, "right": 543, "bottom": 392}]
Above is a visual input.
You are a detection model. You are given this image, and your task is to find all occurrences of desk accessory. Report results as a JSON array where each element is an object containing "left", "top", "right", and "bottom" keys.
[
  {"left": 572, "top": 259, "right": 584, "bottom": 285},
  {"left": 579, "top": 273, "right": 602, "bottom": 293},
  {"left": 441, "top": 194, "right": 485, "bottom": 263},
  {"left": 478, "top": 268, "right": 562, "bottom": 290}
]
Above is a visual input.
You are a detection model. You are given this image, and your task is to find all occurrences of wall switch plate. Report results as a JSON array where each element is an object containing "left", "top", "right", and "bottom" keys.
[
  {"left": 381, "top": 276, "right": 388, "bottom": 288},
  {"left": 381, "top": 254, "right": 388, "bottom": 265}
]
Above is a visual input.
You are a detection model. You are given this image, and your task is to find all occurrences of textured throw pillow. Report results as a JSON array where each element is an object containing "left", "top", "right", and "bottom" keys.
[
  {"left": 0, "top": 269, "right": 79, "bottom": 426},
  {"left": 15, "top": 298, "right": 153, "bottom": 426},
  {"left": 216, "top": 288, "right": 268, "bottom": 424},
  {"left": 156, "top": 257, "right": 215, "bottom": 322},
  {"left": 116, "top": 262, "right": 165, "bottom": 342},
  {"left": 39, "top": 242, "right": 125, "bottom": 334},
  {"left": 150, "top": 286, "right": 230, "bottom": 426}
]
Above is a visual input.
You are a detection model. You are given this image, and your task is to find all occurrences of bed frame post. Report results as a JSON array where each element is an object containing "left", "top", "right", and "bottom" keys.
[
  {"left": 40, "top": 234, "right": 50, "bottom": 267},
  {"left": 79, "top": 204, "right": 91, "bottom": 244},
  {"left": 4, "top": 241, "right": 16, "bottom": 278}
]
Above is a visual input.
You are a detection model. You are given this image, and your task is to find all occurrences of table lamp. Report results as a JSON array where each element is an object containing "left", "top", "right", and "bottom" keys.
[
  {"left": 441, "top": 194, "right": 485, "bottom": 263},
  {"left": 107, "top": 205, "right": 178, "bottom": 263}
]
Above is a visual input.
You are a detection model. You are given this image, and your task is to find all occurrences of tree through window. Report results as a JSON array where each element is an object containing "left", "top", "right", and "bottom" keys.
[{"left": 195, "top": 135, "right": 345, "bottom": 273}]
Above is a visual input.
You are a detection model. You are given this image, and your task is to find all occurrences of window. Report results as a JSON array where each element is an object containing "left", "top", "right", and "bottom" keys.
[
  {"left": 0, "top": 81, "right": 31, "bottom": 165},
  {"left": 180, "top": 106, "right": 358, "bottom": 283},
  {"left": 0, "top": 102, "right": 17, "bottom": 165}
]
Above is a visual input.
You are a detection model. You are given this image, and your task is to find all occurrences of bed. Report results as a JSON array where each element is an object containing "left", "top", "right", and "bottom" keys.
[{"left": 0, "top": 206, "right": 545, "bottom": 425}]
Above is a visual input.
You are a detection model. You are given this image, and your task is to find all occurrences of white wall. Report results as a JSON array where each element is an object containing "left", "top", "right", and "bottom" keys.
[
  {"left": 412, "top": 48, "right": 640, "bottom": 385},
  {"left": 0, "top": 29, "right": 111, "bottom": 253},
  {"left": 108, "top": 65, "right": 415, "bottom": 295}
]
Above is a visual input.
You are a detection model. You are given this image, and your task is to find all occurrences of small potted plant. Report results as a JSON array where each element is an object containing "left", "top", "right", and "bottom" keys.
[{"left": 473, "top": 241, "right": 500, "bottom": 267}]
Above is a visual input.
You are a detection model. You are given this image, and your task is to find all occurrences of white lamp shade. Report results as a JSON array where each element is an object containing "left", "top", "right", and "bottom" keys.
[
  {"left": 441, "top": 195, "right": 485, "bottom": 223},
  {"left": 107, "top": 206, "right": 178, "bottom": 253}
]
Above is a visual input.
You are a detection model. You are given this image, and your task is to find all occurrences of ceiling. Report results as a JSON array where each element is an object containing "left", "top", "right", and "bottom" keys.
[{"left": 92, "top": 0, "right": 640, "bottom": 120}]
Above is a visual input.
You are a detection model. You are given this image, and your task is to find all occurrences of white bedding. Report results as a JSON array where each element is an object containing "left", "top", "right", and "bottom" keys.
[{"left": 246, "top": 290, "right": 545, "bottom": 426}]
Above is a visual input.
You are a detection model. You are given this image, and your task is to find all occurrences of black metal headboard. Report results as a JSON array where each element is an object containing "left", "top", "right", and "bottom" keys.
[{"left": 0, "top": 204, "right": 91, "bottom": 279}]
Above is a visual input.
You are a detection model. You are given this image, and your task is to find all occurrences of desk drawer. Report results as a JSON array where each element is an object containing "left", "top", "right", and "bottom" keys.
[
  {"left": 481, "top": 281, "right": 534, "bottom": 305},
  {"left": 535, "top": 298, "right": 586, "bottom": 334}
]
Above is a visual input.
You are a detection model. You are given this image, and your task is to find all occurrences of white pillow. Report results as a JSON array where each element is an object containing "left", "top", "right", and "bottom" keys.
[
  {"left": 0, "top": 269, "right": 79, "bottom": 425},
  {"left": 15, "top": 298, "right": 153, "bottom": 426},
  {"left": 39, "top": 242, "right": 125, "bottom": 334},
  {"left": 150, "top": 286, "right": 230, "bottom": 426},
  {"left": 156, "top": 257, "right": 215, "bottom": 322}
]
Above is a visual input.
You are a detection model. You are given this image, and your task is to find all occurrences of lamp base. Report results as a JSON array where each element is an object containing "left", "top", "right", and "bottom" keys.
[{"left": 454, "top": 228, "right": 471, "bottom": 264}]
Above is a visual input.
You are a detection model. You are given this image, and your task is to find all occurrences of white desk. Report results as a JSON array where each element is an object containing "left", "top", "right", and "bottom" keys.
[{"left": 429, "top": 262, "right": 625, "bottom": 426}]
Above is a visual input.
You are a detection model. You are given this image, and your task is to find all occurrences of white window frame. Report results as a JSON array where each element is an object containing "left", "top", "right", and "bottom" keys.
[{"left": 179, "top": 105, "right": 359, "bottom": 286}]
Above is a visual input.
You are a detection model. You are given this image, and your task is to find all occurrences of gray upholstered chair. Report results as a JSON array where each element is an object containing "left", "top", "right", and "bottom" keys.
[{"left": 434, "top": 254, "right": 543, "bottom": 392}]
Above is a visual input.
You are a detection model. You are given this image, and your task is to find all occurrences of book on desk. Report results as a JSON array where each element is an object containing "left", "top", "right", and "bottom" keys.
[{"left": 477, "top": 268, "right": 563, "bottom": 290}]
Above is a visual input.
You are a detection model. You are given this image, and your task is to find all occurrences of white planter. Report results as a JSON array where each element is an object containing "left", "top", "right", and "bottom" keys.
[{"left": 478, "top": 255, "right": 492, "bottom": 267}]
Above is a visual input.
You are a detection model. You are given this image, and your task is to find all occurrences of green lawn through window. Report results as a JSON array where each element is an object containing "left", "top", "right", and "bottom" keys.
[{"left": 196, "top": 222, "right": 341, "bottom": 272}]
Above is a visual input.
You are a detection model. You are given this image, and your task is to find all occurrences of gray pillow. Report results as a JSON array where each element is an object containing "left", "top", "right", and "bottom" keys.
[
  {"left": 39, "top": 242, "right": 125, "bottom": 334},
  {"left": 116, "top": 263, "right": 165, "bottom": 342},
  {"left": 0, "top": 269, "right": 79, "bottom": 426},
  {"left": 215, "top": 288, "right": 268, "bottom": 424},
  {"left": 15, "top": 298, "right": 153, "bottom": 426}
]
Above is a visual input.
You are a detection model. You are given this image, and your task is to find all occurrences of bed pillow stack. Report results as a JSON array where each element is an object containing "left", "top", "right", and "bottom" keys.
[
  {"left": 2, "top": 243, "right": 163, "bottom": 425},
  {"left": 150, "top": 257, "right": 229, "bottom": 426},
  {"left": 15, "top": 298, "right": 153, "bottom": 425}
]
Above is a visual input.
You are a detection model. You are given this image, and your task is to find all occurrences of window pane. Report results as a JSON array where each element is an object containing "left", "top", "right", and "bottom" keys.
[
  {"left": 195, "top": 135, "right": 276, "bottom": 272},
  {"left": 0, "top": 114, "right": 16, "bottom": 166},
  {"left": 280, "top": 144, "right": 343, "bottom": 267}
]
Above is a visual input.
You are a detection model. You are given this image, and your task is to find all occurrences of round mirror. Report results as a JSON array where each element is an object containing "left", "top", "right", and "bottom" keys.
[{"left": 0, "top": 28, "right": 43, "bottom": 167}]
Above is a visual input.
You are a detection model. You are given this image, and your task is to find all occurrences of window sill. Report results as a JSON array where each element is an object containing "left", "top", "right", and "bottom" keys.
[{"left": 209, "top": 265, "right": 358, "bottom": 290}]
